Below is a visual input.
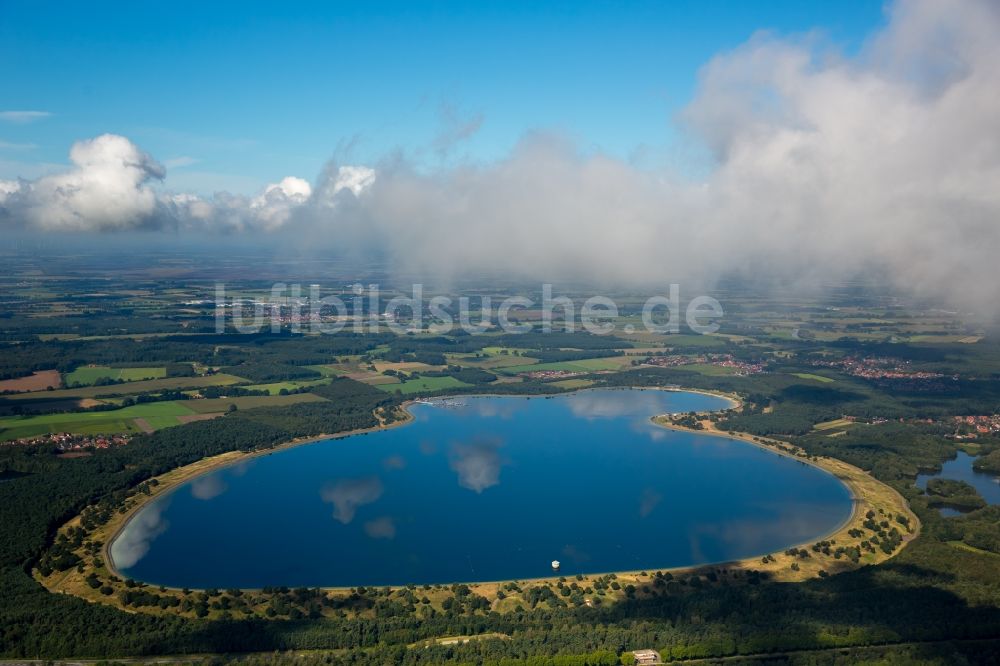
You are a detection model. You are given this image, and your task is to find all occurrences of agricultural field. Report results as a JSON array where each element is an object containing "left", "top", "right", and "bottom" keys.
[
  {"left": 549, "top": 378, "right": 595, "bottom": 390},
  {"left": 813, "top": 418, "right": 856, "bottom": 432},
  {"left": 63, "top": 365, "right": 166, "bottom": 386},
  {"left": 453, "top": 353, "right": 540, "bottom": 370},
  {"left": 304, "top": 364, "right": 350, "bottom": 377},
  {"left": 375, "top": 375, "right": 472, "bottom": 394},
  {"left": 372, "top": 361, "right": 439, "bottom": 373},
  {"left": 354, "top": 374, "right": 403, "bottom": 386},
  {"left": 0, "top": 401, "right": 198, "bottom": 440},
  {"left": 675, "top": 363, "right": 738, "bottom": 376},
  {"left": 182, "top": 393, "right": 328, "bottom": 413},
  {"left": 0, "top": 397, "right": 104, "bottom": 416},
  {"left": 792, "top": 372, "right": 836, "bottom": 383},
  {"left": 242, "top": 380, "right": 329, "bottom": 395},
  {"left": 661, "top": 333, "right": 728, "bottom": 347},
  {"left": 5, "top": 374, "right": 245, "bottom": 401},
  {"left": 496, "top": 356, "right": 628, "bottom": 375},
  {"left": 0, "top": 369, "right": 62, "bottom": 393},
  {"left": 480, "top": 346, "right": 536, "bottom": 356}
]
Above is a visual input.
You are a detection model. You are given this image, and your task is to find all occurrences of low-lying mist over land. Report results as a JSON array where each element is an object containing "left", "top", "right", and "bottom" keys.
[{"left": 2, "top": 0, "right": 999, "bottom": 310}]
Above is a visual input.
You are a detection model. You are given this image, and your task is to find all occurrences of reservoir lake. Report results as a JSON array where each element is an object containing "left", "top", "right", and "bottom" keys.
[{"left": 112, "top": 389, "right": 853, "bottom": 588}]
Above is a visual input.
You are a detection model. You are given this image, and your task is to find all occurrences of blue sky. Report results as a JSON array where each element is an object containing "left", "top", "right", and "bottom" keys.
[{"left": 1, "top": 1, "right": 888, "bottom": 194}]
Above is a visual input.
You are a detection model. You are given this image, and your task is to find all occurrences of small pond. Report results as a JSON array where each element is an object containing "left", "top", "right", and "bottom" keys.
[{"left": 916, "top": 451, "right": 1000, "bottom": 517}]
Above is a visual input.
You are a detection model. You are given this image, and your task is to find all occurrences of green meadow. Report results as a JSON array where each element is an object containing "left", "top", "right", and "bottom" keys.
[
  {"left": 813, "top": 418, "right": 855, "bottom": 431},
  {"left": 242, "top": 380, "right": 329, "bottom": 395},
  {"left": 675, "top": 363, "right": 738, "bottom": 376},
  {"left": 792, "top": 372, "right": 836, "bottom": 383},
  {"left": 496, "top": 357, "right": 627, "bottom": 375},
  {"left": 375, "top": 375, "right": 472, "bottom": 394},
  {"left": 0, "top": 402, "right": 196, "bottom": 440},
  {"left": 64, "top": 366, "right": 166, "bottom": 386},
  {"left": 304, "top": 364, "right": 351, "bottom": 377},
  {"left": 549, "top": 378, "right": 595, "bottom": 389},
  {"left": 183, "top": 393, "right": 328, "bottom": 413}
]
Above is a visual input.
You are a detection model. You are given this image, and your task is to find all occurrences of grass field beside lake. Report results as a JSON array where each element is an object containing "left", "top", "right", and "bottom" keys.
[
  {"left": 549, "top": 378, "right": 595, "bottom": 389},
  {"left": 0, "top": 391, "right": 332, "bottom": 439}
]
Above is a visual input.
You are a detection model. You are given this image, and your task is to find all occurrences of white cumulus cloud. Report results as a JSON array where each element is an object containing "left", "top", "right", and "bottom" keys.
[
  {"left": 4, "top": 134, "right": 165, "bottom": 231},
  {"left": 249, "top": 176, "right": 313, "bottom": 231}
]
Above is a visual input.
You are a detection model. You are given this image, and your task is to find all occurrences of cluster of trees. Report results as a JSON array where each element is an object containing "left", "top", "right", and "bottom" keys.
[
  {"left": 200, "top": 385, "right": 270, "bottom": 399},
  {"left": 926, "top": 478, "right": 988, "bottom": 511},
  {"left": 0, "top": 338, "right": 216, "bottom": 379},
  {"left": 57, "top": 363, "right": 192, "bottom": 388},
  {"left": 0, "top": 330, "right": 394, "bottom": 383},
  {"left": 381, "top": 349, "right": 448, "bottom": 365},
  {"left": 221, "top": 362, "right": 322, "bottom": 383},
  {"left": 192, "top": 639, "right": 1000, "bottom": 666},
  {"left": 419, "top": 366, "right": 498, "bottom": 385},
  {"left": 0, "top": 313, "right": 217, "bottom": 343},
  {"left": 381, "top": 331, "right": 632, "bottom": 362},
  {"left": 530, "top": 349, "right": 623, "bottom": 363},
  {"left": 974, "top": 448, "right": 1000, "bottom": 475},
  {"left": 123, "top": 389, "right": 192, "bottom": 404},
  {"left": 166, "top": 362, "right": 197, "bottom": 377}
]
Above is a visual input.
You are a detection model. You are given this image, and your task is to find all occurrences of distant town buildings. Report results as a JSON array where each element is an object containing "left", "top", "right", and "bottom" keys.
[
  {"left": 3, "top": 432, "right": 131, "bottom": 451},
  {"left": 951, "top": 414, "right": 1000, "bottom": 439},
  {"left": 642, "top": 353, "right": 766, "bottom": 375},
  {"left": 810, "top": 356, "right": 951, "bottom": 382},
  {"left": 520, "top": 369, "right": 586, "bottom": 380}
]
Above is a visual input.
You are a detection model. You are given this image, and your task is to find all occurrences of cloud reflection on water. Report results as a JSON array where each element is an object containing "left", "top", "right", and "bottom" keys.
[
  {"left": 320, "top": 476, "right": 384, "bottom": 524},
  {"left": 458, "top": 398, "right": 526, "bottom": 420},
  {"left": 639, "top": 488, "right": 663, "bottom": 518},
  {"left": 684, "top": 502, "right": 844, "bottom": 563},
  {"left": 364, "top": 516, "right": 397, "bottom": 540},
  {"left": 561, "top": 543, "right": 591, "bottom": 564},
  {"left": 382, "top": 454, "right": 406, "bottom": 470},
  {"left": 562, "top": 389, "right": 682, "bottom": 438},
  {"left": 111, "top": 501, "right": 169, "bottom": 568},
  {"left": 190, "top": 473, "right": 227, "bottom": 500},
  {"left": 563, "top": 390, "right": 667, "bottom": 420},
  {"left": 449, "top": 435, "right": 507, "bottom": 493}
]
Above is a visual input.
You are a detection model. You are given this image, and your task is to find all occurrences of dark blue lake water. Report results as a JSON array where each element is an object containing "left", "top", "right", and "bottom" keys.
[
  {"left": 112, "top": 389, "right": 853, "bottom": 588},
  {"left": 916, "top": 451, "right": 1000, "bottom": 517}
]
